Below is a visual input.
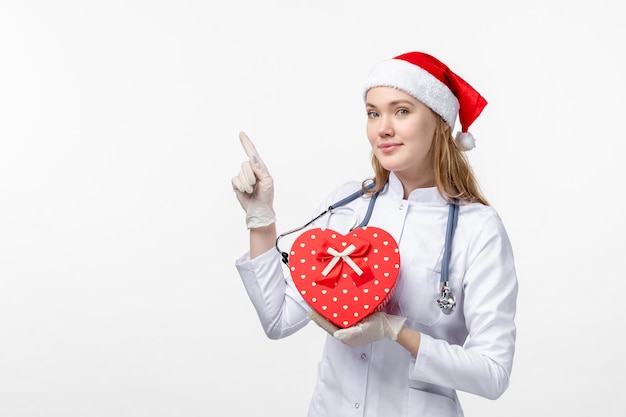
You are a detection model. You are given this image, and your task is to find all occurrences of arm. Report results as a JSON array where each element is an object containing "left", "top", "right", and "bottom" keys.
[
  {"left": 232, "top": 132, "right": 310, "bottom": 338},
  {"left": 309, "top": 210, "right": 518, "bottom": 400},
  {"left": 409, "top": 212, "right": 518, "bottom": 399},
  {"left": 250, "top": 223, "right": 276, "bottom": 259},
  {"left": 396, "top": 326, "right": 421, "bottom": 356}
]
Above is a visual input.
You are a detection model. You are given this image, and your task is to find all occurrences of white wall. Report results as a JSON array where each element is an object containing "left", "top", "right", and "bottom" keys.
[{"left": 1, "top": 1, "right": 624, "bottom": 416}]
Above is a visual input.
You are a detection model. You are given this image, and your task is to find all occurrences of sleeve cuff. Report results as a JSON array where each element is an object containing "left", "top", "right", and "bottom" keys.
[{"left": 411, "top": 332, "right": 434, "bottom": 380}]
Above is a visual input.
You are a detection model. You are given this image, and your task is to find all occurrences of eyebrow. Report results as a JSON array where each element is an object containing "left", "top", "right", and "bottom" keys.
[{"left": 365, "top": 99, "right": 416, "bottom": 108}]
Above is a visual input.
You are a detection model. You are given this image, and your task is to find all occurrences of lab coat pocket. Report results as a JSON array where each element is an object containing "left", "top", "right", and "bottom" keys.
[
  {"left": 396, "top": 264, "right": 443, "bottom": 326},
  {"left": 407, "top": 382, "right": 459, "bottom": 416}
]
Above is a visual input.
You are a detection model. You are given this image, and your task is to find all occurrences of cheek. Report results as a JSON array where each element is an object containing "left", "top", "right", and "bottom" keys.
[{"left": 410, "top": 120, "right": 436, "bottom": 146}]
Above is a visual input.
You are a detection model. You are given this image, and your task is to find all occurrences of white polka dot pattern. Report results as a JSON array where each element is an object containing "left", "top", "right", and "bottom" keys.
[{"left": 289, "top": 226, "right": 400, "bottom": 328}]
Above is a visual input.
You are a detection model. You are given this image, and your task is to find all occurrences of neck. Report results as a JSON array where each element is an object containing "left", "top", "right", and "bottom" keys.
[{"left": 395, "top": 173, "right": 436, "bottom": 199}]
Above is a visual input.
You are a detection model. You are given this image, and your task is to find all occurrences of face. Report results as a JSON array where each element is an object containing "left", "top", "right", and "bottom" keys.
[{"left": 365, "top": 87, "right": 438, "bottom": 189}]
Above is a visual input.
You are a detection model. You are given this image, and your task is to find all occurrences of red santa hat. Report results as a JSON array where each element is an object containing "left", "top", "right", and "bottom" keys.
[{"left": 363, "top": 51, "right": 487, "bottom": 151}]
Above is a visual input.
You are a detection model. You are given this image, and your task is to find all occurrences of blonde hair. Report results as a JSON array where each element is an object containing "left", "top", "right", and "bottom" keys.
[{"left": 362, "top": 116, "right": 489, "bottom": 206}]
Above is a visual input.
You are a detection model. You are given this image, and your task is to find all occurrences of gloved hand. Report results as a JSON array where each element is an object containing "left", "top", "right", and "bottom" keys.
[
  {"left": 309, "top": 310, "right": 407, "bottom": 347},
  {"left": 231, "top": 132, "right": 276, "bottom": 229}
]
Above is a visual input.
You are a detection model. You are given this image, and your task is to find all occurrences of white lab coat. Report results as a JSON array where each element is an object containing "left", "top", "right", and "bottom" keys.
[{"left": 235, "top": 173, "right": 518, "bottom": 417}]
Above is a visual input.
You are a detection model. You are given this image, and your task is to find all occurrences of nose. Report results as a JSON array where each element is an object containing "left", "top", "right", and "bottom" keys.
[{"left": 378, "top": 115, "right": 394, "bottom": 137}]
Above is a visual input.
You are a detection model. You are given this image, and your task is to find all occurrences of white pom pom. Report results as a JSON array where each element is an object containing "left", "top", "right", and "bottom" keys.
[{"left": 455, "top": 132, "right": 476, "bottom": 151}]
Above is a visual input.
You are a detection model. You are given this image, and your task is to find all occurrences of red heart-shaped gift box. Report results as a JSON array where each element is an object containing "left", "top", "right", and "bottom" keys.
[{"left": 289, "top": 226, "right": 400, "bottom": 328}]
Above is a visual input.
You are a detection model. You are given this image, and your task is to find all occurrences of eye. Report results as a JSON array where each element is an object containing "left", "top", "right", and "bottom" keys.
[
  {"left": 396, "top": 108, "right": 409, "bottom": 116},
  {"left": 367, "top": 111, "right": 379, "bottom": 118}
]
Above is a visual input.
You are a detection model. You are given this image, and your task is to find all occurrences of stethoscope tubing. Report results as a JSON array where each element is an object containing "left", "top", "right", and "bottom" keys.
[{"left": 275, "top": 183, "right": 459, "bottom": 313}]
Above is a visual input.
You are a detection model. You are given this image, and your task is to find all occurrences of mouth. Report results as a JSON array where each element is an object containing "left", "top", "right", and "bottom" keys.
[{"left": 378, "top": 143, "right": 402, "bottom": 153}]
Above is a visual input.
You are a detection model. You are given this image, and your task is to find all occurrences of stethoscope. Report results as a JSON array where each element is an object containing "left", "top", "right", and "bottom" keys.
[{"left": 275, "top": 183, "right": 459, "bottom": 314}]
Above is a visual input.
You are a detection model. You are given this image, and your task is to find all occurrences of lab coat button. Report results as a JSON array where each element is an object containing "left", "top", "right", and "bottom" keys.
[
  {"left": 360, "top": 353, "right": 367, "bottom": 360},
  {"left": 399, "top": 204, "right": 404, "bottom": 210},
  {"left": 355, "top": 403, "right": 360, "bottom": 409}
]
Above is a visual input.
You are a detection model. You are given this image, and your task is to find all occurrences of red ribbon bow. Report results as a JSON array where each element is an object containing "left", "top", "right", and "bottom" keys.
[{"left": 314, "top": 235, "right": 375, "bottom": 288}]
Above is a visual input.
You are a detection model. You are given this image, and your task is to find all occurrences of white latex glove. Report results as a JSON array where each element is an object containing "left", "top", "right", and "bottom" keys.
[
  {"left": 309, "top": 311, "right": 407, "bottom": 347},
  {"left": 231, "top": 132, "right": 276, "bottom": 229}
]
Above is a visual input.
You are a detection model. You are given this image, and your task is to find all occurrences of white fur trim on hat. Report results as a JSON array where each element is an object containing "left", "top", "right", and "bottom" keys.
[{"left": 363, "top": 58, "right": 460, "bottom": 130}]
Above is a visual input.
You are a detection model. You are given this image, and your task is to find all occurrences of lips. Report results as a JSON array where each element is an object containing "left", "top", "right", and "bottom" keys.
[{"left": 378, "top": 143, "right": 402, "bottom": 153}]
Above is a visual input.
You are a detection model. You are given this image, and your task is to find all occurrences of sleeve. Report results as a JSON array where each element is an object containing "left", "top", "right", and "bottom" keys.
[
  {"left": 410, "top": 210, "right": 518, "bottom": 400},
  {"left": 235, "top": 248, "right": 311, "bottom": 339},
  {"left": 234, "top": 181, "right": 366, "bottom": 340}
]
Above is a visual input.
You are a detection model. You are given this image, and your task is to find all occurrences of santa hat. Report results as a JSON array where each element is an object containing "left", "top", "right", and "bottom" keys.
[{"left": 363, "top": 51, "right": 487, "bottom": 151}]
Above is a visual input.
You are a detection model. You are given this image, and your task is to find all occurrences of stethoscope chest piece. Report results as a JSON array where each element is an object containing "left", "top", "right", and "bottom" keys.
[
  {"left": 436, "top": 282, "right": 456, "bottom": 314},
  {"left": 436, "top": 201, "right": 459, "bottom": 315}
]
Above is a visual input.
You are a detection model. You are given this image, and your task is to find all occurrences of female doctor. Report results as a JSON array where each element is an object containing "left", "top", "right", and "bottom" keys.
[{"left": 232, "top": 51, "right": 518, "bottom": 416}]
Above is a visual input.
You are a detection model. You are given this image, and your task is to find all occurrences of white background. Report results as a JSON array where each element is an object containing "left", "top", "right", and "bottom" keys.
[{"left": 1, "top": 1, "right": 624, "bottom": 416}]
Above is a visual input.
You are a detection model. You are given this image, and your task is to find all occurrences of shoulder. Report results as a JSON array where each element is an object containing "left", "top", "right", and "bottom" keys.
[
  {"left": 456, "top": 203, "right": 515, "bottom": 263},
  {"left": 458, "top": 202, "right": 511, "bottom": 243},
  {"left": 460, "top": 202, "right": 504, "bottom": 223}
]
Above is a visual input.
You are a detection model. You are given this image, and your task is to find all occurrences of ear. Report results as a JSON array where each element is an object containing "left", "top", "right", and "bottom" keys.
[{"left": 440, "top": 118, "right": 451, "bottom": 135}]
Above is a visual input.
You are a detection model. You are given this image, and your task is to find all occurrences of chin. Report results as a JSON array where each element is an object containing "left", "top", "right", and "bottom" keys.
[{"left": 377, "top": 157, "right": 406, "bottom": 173}]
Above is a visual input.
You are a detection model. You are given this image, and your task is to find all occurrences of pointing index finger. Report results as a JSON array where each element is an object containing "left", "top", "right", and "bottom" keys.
[
  {"left": 239, "top": 131, "right": 268, "bottom": 173},
  {"left": 239, "top": 131, "right": 259, "bottom": 158}
]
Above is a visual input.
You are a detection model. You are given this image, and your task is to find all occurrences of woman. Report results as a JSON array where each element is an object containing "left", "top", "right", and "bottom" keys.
[{"left": 232, "top": 51, "right": 518, "bottom": 416}]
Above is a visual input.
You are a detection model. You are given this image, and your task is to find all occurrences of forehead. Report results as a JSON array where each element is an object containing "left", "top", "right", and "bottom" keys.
[{"left": 365, "top": 86, "right": 420, "bottom": 106}]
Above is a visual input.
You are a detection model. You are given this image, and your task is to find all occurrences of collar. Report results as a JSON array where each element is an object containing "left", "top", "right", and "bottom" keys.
[{"left": 387, "top": 172, "right": 448, "bottom": 206}]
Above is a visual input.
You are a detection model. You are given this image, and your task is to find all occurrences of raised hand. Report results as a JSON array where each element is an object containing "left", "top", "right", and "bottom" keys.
[{"left": 231, "top": 132, "right": 276, "bottom": 229}]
